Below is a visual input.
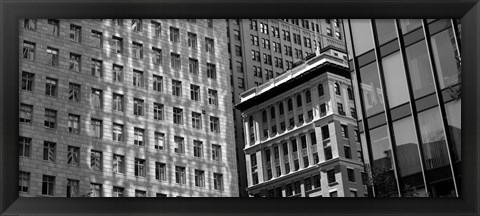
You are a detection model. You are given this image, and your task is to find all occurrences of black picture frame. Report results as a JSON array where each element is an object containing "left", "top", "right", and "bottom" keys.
[{"left": 1, "top": 0, "right": 479, "bottom": 215}]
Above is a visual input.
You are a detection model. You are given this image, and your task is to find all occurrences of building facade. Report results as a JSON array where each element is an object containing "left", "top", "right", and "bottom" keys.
[
  {"left": 236, "top": 48, "right": 368, "bottom": 197},
  {"left": 19, "top": 19, "right": 238, "bottom": 197},
  {"left": 226, "top": 19, "right": 346, "bottom": 196},
  {"left": 344, "top": 19, "right": 461, "bottom": 197}
]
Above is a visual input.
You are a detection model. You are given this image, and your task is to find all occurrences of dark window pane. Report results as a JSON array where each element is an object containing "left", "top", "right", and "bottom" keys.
[{"left": 375, "top": 19, "right": 397, "bottom": 45}]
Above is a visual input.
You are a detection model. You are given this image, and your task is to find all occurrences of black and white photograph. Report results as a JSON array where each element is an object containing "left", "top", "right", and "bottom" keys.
[{"left": 18, "top": 18, "right": 462, "bottom": 198}]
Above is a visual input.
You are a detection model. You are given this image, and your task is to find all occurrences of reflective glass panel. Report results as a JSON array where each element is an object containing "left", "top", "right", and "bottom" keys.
[
  {"left": 444, "top": 99, "right": 461, "bottom": 163},
  {"left": 359, "top": 62, "right": 385, "bottom": 116},
  {"left": 430, "top": 28, "right": 460, "bottom": 89},
  {"left": 405, "top": 40, "right": 435, "bottom": 98},
  {"left": 350, "top": 19, "right": 375, "bottom": 56},
  {"left": 375, "top": 19, "right": 397, "bottom": 45},
  {"left": 399, "top": 19, "right": 422, "bottom": 34},
  {"left": 369, "top": 125, "right": 399, "bottom": 197},
  {"left": 392, "top": 116, "right": 425, "bottom": 193},
  {"left": 382, "top": 52, "right": 409, "bottom": 108}
]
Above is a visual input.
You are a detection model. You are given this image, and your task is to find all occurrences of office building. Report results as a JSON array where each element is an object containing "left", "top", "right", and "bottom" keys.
[
  {"left": 344, "top": 19, "right": 461, "bottom": 197},
  {"left": 19, "top": 19, "right": 238, "bottom": 197},
  {"left": 227, "top": 19, "right": 346, "bottom": 196},
  {"left": 236, "top": 48, "right": 368, "bottom": 197}
]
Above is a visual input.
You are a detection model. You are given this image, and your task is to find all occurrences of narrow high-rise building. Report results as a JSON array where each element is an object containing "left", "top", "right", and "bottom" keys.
[
  {"left": 226, "top": 19, "right": 346, "bottom": 196},
  {"left": 344, "top": 19, "right": 461, "bottom": 197},
  {"left": 19, "top": 19, "right": 238, "bottom": 197},
  {"left": 236, "top": 48, "right": 368, "bottom": 197}
]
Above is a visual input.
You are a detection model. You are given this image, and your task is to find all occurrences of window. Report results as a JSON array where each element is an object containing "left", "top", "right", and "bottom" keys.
[
  {"left": 133, "top": 98, "right": 144, "bottom": 116},
  {"left": 347, "top": 168, "right": 356, "bottom": 182},
  {"left": 20, "top": 104, "right": 33, "bottom": 124},
  {"left": 90, "top": 150, "right": 102, "bottom": 171},
  {"left": 23, "top": 41, "right": 35, "bottom": 60},
  {"left": 296, "top": 95, "right": 302, "bottom": 107},
  {"left": 170, "top": 80, "right": 182, "bottom": 97},
  {"left": 21, "top": 71, "right": 34, "bottom": 91},
  {"left": 174, "top": 136, "right": 184, "bottom": 154},
  {"left": 132, "top": 70, "right": 144, "bottom": 88},
  {"left": 193, "top": 140, "right": 203, "bottom": 158},
  {"left": 208, "top": 89, "right": 218, "bottom": 105},
  {"left": 289, "top": 118, "right": 295, "bottom": 128},
  {"left": 44, "top": 109, "right": 57, "bottom": 128},
  {"left": 318, "top": 104, "right": 326, "bottom": 117},
  {"left": 307, "top": 110, "right": 313, "bottom": 120},
  {"left": 134, "top": 158, "right": 146, "bottom": 177},
  {"left": 45, "top": 78, "right": 57, "bottom": 97},
  {"left": 322, "top": 125, "right": 330, "bottom": 140},
  {"left": 46, "top": 47, "right": 59, "bottom": 66},
  {"left": 170, "top": 27, "right": 179, "bottom": 42},
  {"left": 284, "top": 45, "right": 292, "bottom": 56},
  {"left": 112, "top": 93, "right": 123, "bottom": 112},
  {"left": 251, "top": 50, "right": 260, "bottom": 61},
  {"left": 326, "top": 28, "right": 332, "bottom": 37},
  {"left": 132, "top": 19, "right": 142, "bottom": 31},
  {"left": 347, "top": 87, "right": 354, "bottom": 100},
  {"left": 134, "top": 128, "right": 144, "bottom": 146},
  {"left": 327, "top": 169, "right": 336, "bottom": 184},
  {"left": 113, "top": 187, "right": 124, "bottom": 197},
  {"left": 260, "top": 23, "right": 269, "bottom": 34},
  {"left": 90, "top": 183, "right": 102, "bottom": 197},
  {"left": 152, "top": 47, "right": 162, "bottom": 65},
  {"left": 330, "top": 191, "right": 338, "bottom": 197},
  {"left": 261, "top": 38, "right": 270, "bottom": 49},
  {"left": 251, "top": 35, "right": 259, "bottom": 46},
  {"left": 155, "top": 162, "right": 166, "bottom": 181},
  {"left": 67, "top": 180, "right": 81, "bottom": 197},
  {"left": 233, "top": 29, "right": 241, "bottom": 40},
  {"left": 235, "top": 46, "right": 242, "bottom": 57},
  {"left": 206, "top": 63, "right": 217, "bottom": 79},
  {"left": 67, "top": 146, "right": 80, "bottom": 166},
  {"left": 206, "top": 19, "right": 213, "bottom": 28},
  {"left": 112, "top": 36, "right": 123, "bottom": 54},
  {"left": 112, "top": 124, "right": 124, "bottom": 142},
  {"left": 113, "top": 154, "right": 124, "bottom": 174},
  {"left": 90, "top": 88, "right": 102, "bottom": 108},
  {"left": 334, "top": 83, "right": 341, "bottom": 95},
  {"left": 175, "top": 166, "right": 186, "bottom": 184},
  {"left": 250, "top": 19, "right": 258, "bottom": 30},
  {"left": 191, "top": 112, "right": 202, "bottom": 129},
  {"left": 359, "top": 62, "right": 385, "bottom": 116},
  {"left": 188, "top": 85, "right": 201, "bottom": 101},
  {"left": 42, "top": 175, "right": 55, "bottom": 196},
  {"left": 195, "top": 170, "right": 205, "bottom": 187},
  {"left": 43, "top": 141, "right": 56, "bottom": 162},
  {"left": 238, "top": 78, "right": 245, "bottom": 89},
  {"left": 154, "top": 103, "right": 164, "bottom": 120},
  {"left": 205, "top": 38, "right": 214, "bottom": 53},
  {"left": 69, "top": 24, "right": 81, "bottom": 42},
  {"left": 132, "top": 41, "right": 143, "bottom": 59},
  {"left": 151, "top": 21, "right": 161, "bottom": 37},
  {"left": 69, "top": 53, "right": 81, "bottom": 72},
  {"left": 294, "top": 181, "right": 301, "bottom": 194},
  {"left": 213, "top": 173, "right": 223, "bottom": 191},
  {"left": 92, "top": 30, "right": 102, "bottom": 48},
  {"left": 113, "top": 64, "right": 123, "bottom": 82},
  {"left": 188, "top": 32, "right": 197, "bottom": 48},
  {"left": 272, "top": 26, "right": 280, "bottom": 37},
  {"left": 68, "top": 114, "right": 80, "bottom": 134},
  {"left": 344, "top": 146, "right": 351, "bottom": 159},
  {"left": 305, "top": 90, "right": 312, "bottom": 103},
  {"left": 341, "top": 125, "right": 349, "bottom": 138},
  {"left": 293, "top": 33, "right": 301, "bottom": 45},
  {"left": 273, "top": 42, "right": 281, "bottom": 53},
  {"left": 19, "top": 137, "right": 31, "bottom": 157},
  {"left": 91, "top": 58, "right": 103, "bottom": 77},
  {"left": 337, "top": 103, "right": 344, "bottom": 115},
  {"left": 24, "top": 19, "right": 36, "bottom": 30},
  {"left": 313, "top": 174, "right": 321, "bottom": 188},
  {"left": 286, "top": 184, "right": 293, "bottom": 196},
  {"left": 212, "top": 144, "right": 221, "bottom": 161},
  {"left": 210, "top": 116, "right": 220, "bottom": 133},
  {"left": 263, "top": 54, "right": 272, "bottom": 65},
  {"left": 170, "top": 53, "right": 181, "bottom": 69},
  {"left": 188, "top": 58, "right": 199, "bottom": 74},
  {"left": 173, "top": 107, "right": 183, "bottom": 124},
  {"left": 154, "top": 132, "right": 165, "bottom": 150}
]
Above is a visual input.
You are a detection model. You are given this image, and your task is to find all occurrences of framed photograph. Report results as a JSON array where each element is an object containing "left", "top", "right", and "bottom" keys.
[{"left": 1, "top": 0, "right": 479, "bottom": 215}]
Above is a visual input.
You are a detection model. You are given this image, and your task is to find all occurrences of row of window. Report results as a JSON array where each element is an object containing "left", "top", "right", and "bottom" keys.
[
  {"left": 22, "top": 71, "right": 219, "bottom": 106},
  {"left": 22, "top": 40, "right": 218, "bottom": 79},
  {"left": 20, "top": 136, "right": 222, "bottom": 170},
  {"left": 265, "top": 174, "right": 322, "bottom": 197},
  {"left": 19, "top": 170, "right": 223, "bottom": 197}
]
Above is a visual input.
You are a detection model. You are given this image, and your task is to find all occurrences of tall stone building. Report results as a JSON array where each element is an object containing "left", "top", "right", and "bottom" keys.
[
  {"left": 226, "top": 19, "right": 346, "bottom": 196},
  {"left": 19, "top": 19, "right": 238, "bottom": 197},
  {"left": 236, "top": 48, "right": 368, "bottom": 197}
]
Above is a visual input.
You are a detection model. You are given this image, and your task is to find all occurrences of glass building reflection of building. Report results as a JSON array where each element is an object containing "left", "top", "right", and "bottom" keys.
[{"left": 344, "top": 19, "right": 461, "bottom": 197}]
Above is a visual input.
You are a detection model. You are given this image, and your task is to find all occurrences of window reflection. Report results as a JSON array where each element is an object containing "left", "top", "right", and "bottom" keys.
[
  {"left": 369, "top": 125, "right": 399, "bottom": 197},
  {"left": 359, "top": 62, "right": 384, "bottom": 116},
  {"left": 350, "top": 19, "right": 375, "bottom": 56},
  {"left": 405, "top": 40, "right": 435, "bottom": 98},
  {"left": 444, "top": 100, "right": 461, "bottom": 163},
  {"left": 430, "top": 28, "right": 460, "bottom": 89},
  {"left": 375, "top": 19, "right": 397, "bottom": 45},
  {"left": 399, "top": 19, "right": 422, "bottom": 34},
  {"left": 382, "top": 52, "right": 409, "bottom": 108},
  {"left": 392, "top": 116, "right": 425, "bottom": 195}
]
